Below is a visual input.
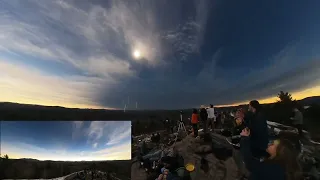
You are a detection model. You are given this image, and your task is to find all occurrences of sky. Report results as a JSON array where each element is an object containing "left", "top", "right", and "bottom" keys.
[
  {"left": 0, "top": 0, "right": 319, "bottom": 110},
  {"left": 0, "top": 121, "right": 131, "bottom": 161}
]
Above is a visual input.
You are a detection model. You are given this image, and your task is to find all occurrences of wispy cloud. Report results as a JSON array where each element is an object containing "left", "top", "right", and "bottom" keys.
[
  {"left": 85, "top": 121, "right": 131, "bottom": 147},
  {"left": 92, "top": 143, "right": 98, "bottom": 148},
  {"left": 0, "top": 60, "right": 105, "bottom": 108},
  {"left": 0, "top": 0, "right": 319, "bottom": 109},
  {"left": 0, "top": 0, "right": 164, "bottom": 108},
  {"left": 1, "top": 121, "right": 131, "bottom": 161},
  {"left": 72, "top": 121, "right": 84, "bottom": 140}
]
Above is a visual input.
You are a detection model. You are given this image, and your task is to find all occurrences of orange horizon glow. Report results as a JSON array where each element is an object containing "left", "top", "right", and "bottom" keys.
[
  {"left": 0, "top": 153, "right": 130, "bottom": 161},
  {"left": 1, "top": 85, "right": 319, "bottom": 110},
  {"left": 216, "top": 85, "right": 320, "bottom": 107},
  {"left": 1, "top": 100, "right": 116, "bottom": 110}
]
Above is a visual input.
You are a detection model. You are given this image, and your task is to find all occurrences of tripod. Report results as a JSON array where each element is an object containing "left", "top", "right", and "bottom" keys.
[
  {"left": 172, "top": 113, "right": 187, "bottom": 144},
  {"left": 177, "top": 113, "right": 186, "bottom": 132}
]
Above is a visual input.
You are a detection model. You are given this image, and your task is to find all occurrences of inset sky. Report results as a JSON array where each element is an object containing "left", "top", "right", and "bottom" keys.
[{"left": 0, "top": 121, "right": 131, "bottom": 161}]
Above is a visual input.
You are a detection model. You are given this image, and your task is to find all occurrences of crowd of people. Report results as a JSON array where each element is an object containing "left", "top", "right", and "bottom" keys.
[
  {"left": 189, "top": 100, "right": 304, "bottom": 180},
  {"left": 156, "top": 100, "right": 305, "bottom": 180}
]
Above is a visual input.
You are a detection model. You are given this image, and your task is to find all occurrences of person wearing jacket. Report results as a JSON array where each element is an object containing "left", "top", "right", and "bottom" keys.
[
  {"left": 240, "top": 128, "right": 301, "bottom": 180},
  {"left": 200, "top": 105, "right": 208, "bottom": 133},
  {"left": 247, "top": 100, "right": 269, "bottom": 159},
  {"left": 191, "top": 109, "right": 199, "bottom": 137}
]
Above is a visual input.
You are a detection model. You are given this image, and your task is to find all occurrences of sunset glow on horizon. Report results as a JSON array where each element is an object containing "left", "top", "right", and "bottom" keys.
[{"left": 1, "top": 121, "right": 131, "bottom": 161}]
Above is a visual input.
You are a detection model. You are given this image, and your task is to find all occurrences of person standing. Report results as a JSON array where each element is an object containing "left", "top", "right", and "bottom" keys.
[
  {"left": 291, "top": 107, "right": 303, "bottom": 136},
  {"left": 247, "top": 100, "right": 269, "bottom": 159},
  {"left": 207, "top": 104, "right": 216, "bottom": 130},
  {"left": 200, "top": 105, "right": 208, "bottom": 133},
  {"left": 164, "top": 117, "right": 171, "bottom": 133},
  {"left": 191, "top": 109, "right": 199, "bottom": 137}
]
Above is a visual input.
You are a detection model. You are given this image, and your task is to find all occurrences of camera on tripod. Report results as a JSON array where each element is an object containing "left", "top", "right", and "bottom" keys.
[{"left": 179, "top": 111, "right": 183, "bottom": 122}]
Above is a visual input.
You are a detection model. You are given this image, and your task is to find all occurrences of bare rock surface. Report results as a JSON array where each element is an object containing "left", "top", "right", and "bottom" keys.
[{"left": 132, "top": 121, "right": 320, "bottom": 180}]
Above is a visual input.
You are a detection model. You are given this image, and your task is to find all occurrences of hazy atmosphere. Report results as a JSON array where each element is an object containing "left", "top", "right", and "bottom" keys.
[
  {"left": 0, "top": 121, "right": 131, "bottom": 161},
  {"left": 0, "top": 0, "right": 319, "bottom": 109}
]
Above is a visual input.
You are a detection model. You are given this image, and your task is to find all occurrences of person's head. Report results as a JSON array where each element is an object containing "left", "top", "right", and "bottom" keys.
[
  {"left": 235, "top": 108, "right": 245, "bottom": 118},
  {"left": 192, "top": 109, "right": 198, "bottom": 114},
  {"left": 266, "top": 138, "right": 301, "bottom": 180},
  {"left": 248, "top": 100, "right": 261, "bottom": 113},
  {"left": 293, "top": 107, "right": 299, "bottom": 112},
  {"left": 210, "top": 104, "right": 213, "bottom": 108}
]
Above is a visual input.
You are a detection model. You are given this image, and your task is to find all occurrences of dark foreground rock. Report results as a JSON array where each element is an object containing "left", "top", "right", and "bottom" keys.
[{"left": 132, "top": 121, "right": 320, "bottom": 180}]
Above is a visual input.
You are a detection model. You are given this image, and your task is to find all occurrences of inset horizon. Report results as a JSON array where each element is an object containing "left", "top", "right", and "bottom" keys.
[{"left": 0, "top": 121, "right": 131, "bottom": 161}]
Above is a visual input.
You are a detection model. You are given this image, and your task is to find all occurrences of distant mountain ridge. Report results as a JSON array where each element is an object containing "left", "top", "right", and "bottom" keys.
[
  {"left": 0, "top": 96, "right": 319, "bottom": 120},
  {"left": 1, "top": 96, "right": 319, "bottom": 111},
  {"left": 298, "top": 96, "right": 320, "bottom": 105},
  {"left": 16, "top": 158, "right": 126, "bottom": 162}
]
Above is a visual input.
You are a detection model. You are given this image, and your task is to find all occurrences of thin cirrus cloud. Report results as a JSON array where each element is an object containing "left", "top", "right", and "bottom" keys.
[
  {"left": 1, "top": 121, "right": 131, "bottom": 161},
  {"left": 0, "top": 0, "right": 319, "bottom": 110}
]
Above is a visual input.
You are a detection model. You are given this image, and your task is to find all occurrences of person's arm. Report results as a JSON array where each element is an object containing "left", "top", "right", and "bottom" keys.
[
  {"left": 240, "top": 137, "right": 257, "bottom": 171},
  {"left": 239, "top": 129, "right": 261, "bottom": 171},
  {"left": 291, "top": 112, "right": 297, "bottom": 121}
]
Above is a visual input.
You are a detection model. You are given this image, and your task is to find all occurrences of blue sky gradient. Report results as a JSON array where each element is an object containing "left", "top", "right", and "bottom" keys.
[
  {"left": 0, "top": 121, "right": 131, "bottom": 161},
  {"left": 0, "top": 0, "right": 319, "bottom": 109}
]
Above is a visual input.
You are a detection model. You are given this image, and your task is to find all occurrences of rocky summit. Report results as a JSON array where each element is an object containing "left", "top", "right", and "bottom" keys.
[{"left": 132, "top": 122, "right": 320, "bottom": 180}]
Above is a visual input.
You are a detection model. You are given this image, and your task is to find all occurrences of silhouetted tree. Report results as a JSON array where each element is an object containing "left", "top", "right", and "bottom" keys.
[
  {"left": 3, "top": 154, "right": 9, "bottom": 159},
  {"left": 277, "top": 91, "right": 293, "bottom": 103},
  {"left": 274, "top": 91, "right": 297, "bottom": 124}
]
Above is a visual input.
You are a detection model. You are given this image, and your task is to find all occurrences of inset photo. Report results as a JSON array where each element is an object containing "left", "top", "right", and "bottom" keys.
[{"left": 0, "top": 121, "right": 131, "bottom": 180}]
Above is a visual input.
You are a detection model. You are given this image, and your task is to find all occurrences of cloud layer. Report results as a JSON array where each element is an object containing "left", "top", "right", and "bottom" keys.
[{"left": 0, "top": 0, "right": 319, "bottom": 109}]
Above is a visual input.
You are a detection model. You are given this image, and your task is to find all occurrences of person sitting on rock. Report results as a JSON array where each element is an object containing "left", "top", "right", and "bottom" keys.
[
  {"left": 159, "top": 156, "right": 189, "bottom": 180},
  {"left": 240, "top": 128, "right": 301, "bottom": 180},
  {"left": 156, "top": 167, "right": 170, "bottom": 180},
  {"left": 233, "top": 108, "right": 246, "bottom": 137}
]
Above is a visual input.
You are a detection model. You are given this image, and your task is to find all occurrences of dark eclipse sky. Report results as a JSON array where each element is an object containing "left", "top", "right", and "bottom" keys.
[{"left": 0, "top": 0, "right": 319, "bottom": 109}]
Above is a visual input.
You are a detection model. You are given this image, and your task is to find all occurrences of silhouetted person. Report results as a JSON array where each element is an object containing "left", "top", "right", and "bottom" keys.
[
  {"left": 200, "top": 105, "right": 208, "bottom": 133},
  {"left": 191, "top": 109, "right": 199, "bottom": 137},
  {"left": 155, "top": 132, "right": 161, "bottom": 143},
  {"left": 164, "top": 118, "right": 173, "bottom": 133},
  {"left": 247, "top": 100, "right": 269, "bottom": 159},
  {"left": 291, "top": 107, "right": 303, "bottom": 136}
]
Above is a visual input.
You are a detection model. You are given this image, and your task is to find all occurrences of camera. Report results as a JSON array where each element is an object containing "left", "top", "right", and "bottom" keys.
[{"left": 179, "top": 111, "right": 183, "bottom": 122}]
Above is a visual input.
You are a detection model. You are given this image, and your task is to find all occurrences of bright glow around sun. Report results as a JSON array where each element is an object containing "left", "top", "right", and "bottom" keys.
[{"left": 133, "top": 50, "right": 141, "bottom": 59}]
